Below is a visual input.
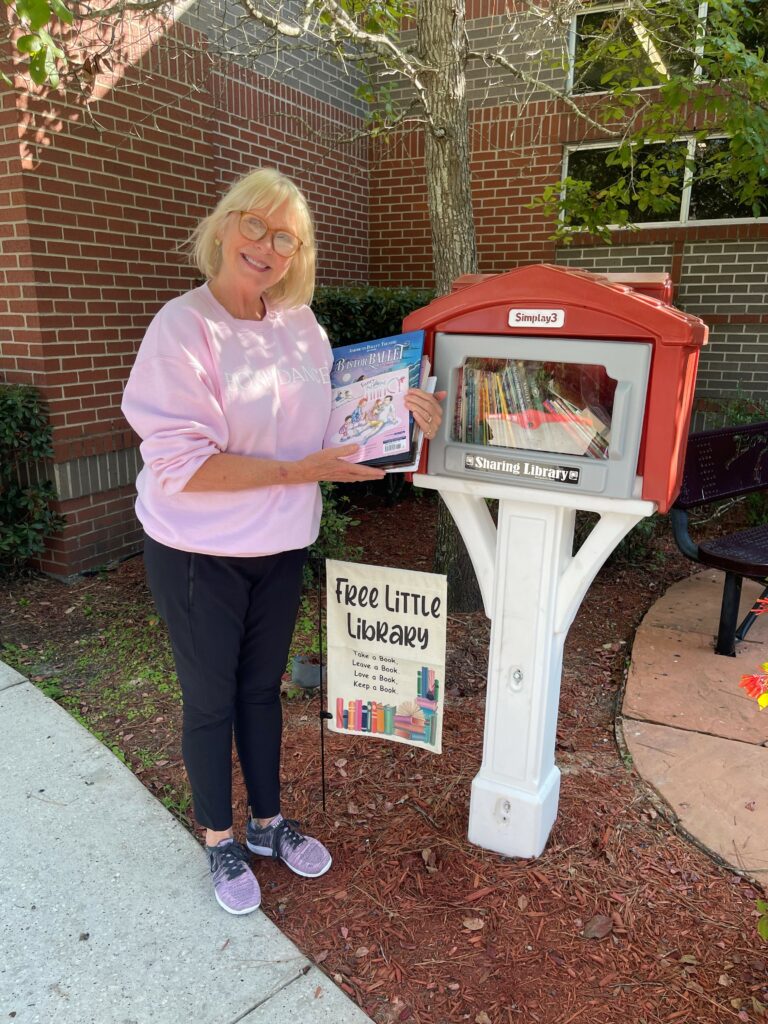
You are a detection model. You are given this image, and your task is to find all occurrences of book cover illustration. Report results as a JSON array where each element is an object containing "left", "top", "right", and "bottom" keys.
[
  {"left": 324, "top": 331, "right": 425, "bottom": 468},
  {"left": 325, "top": 366, "right": 411, "bottom": 466},
  {"left": 453, "top": 357, "right": 613, "bottom": 459}
]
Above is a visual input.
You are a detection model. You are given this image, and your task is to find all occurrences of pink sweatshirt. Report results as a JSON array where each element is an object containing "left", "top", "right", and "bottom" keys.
[{"left": 121, "top": 284, "right": 333, "bottom": 556}]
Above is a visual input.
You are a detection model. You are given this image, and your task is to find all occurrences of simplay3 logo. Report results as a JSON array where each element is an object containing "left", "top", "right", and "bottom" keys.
[{"left": 464, "top": 453, "right": 580, "bottom": 485}]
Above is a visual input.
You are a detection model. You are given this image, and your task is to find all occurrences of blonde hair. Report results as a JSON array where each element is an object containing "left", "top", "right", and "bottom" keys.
[{"left": 188, "top": 168, "right": 316, "bottom": 309}]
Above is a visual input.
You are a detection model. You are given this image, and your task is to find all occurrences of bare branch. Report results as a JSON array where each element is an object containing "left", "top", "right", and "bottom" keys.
[
  {"left": 280, "top": 104, "right": 429, "bottom": 144},
  {"left": 207, "top": 0, "right": 428, "bottom": 85},
  {"left": 69, "top": 0, "right": 175, "bottom": 18},
  {"left": 235, "top": 0, "right": 306, "bottom": 38},
  {"left": 468, "top": 47, "right": 622, "bottom": 139}
]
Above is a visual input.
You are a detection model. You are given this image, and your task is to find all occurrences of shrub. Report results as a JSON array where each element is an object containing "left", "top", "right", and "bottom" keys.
[
  {"left": 692, "top": 388, "right": 768, "bottom": 431},
  {"left": 573, "top": 509, "right": 663, "bottom": 566},
  {"left": 312, "top": 285, "right": 435, "bottom": 346},
  {"left": 0, "top": 384, "right": 64, "bottom": 575},
  {"left": 305, "top": 481, "right": 362, "bottom": 584}
]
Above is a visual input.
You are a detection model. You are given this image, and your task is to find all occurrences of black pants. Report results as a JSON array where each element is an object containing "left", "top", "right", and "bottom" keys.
[{"left": 143, "top": 534, "right": 307, "bottom": 831}]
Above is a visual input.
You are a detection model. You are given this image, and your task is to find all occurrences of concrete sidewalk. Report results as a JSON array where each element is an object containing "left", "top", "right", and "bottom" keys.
[
  {"left": 620, "top": 569, "right": 768, "bottom": 881},
  {"left": 0, "top": 662, "right": 372, "bottom": 1024}
]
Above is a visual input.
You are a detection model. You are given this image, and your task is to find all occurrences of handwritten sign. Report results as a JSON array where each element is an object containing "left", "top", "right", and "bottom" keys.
[{"left": 326, "top": 559, "right": 447, "bottom": 753}]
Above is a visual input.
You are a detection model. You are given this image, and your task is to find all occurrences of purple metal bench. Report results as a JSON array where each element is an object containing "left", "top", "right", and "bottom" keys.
[{"left": 671, "top": 421, "right": 768, "bottom": 656}]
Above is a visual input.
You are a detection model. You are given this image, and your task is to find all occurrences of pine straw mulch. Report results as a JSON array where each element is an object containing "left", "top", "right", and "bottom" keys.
[{"left": 2, "top": 488, "right": 767, "bottom": 1024}]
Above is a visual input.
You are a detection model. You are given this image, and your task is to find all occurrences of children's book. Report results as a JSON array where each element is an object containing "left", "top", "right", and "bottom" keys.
[{"left": 324, "top": 330, "right": 426, "bottom": 469}]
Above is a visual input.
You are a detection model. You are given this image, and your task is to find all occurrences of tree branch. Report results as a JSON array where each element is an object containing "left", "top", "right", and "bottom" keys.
[
  {"left": 224, "top": 0, "right": 427, "bottom": 83},
  {"left": 467, "top": 47, "right": 623, "bottom": 138}
]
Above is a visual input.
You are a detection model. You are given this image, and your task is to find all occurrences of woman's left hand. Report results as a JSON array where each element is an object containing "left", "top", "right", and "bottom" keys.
[{"left": 404, "top": 389, "right": 447, "bottom": 441}]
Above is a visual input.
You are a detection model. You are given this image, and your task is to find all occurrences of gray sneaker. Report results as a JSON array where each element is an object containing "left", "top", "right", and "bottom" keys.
[
  {"left": 246, "top": 814, "right": 332, "bottom": 878},
  {"left": 206, "top": 838, "right": 262, "bottom": 915}
]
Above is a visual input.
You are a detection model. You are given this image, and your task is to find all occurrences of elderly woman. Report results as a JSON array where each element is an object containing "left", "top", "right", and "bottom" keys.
[{"left": 121, "top": 168, "right": 443, "bottom": 916}]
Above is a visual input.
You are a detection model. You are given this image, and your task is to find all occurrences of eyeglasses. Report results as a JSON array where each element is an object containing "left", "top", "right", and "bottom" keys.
[{"left": 237, "top": 212, "right": 303, "bottom": 258}]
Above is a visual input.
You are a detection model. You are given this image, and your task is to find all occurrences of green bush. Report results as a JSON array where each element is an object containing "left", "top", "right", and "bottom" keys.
[
  {"left": 694, "top": 388, "right": 768, "bottom": 431},
  {"left": 306, "top": 481, "right": 362, "bottom": 584},
  {"left": 574, "top": 509, "right": 663, "bottom": 565},
  {"left": 312, "top": 285, "right": 435, "bottom": 346},
  {"left": 0, "top": 384, "right": 64, "bottom": 575}
]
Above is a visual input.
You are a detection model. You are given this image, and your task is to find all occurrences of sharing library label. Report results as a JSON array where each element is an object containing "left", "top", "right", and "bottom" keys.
[{"left": 465, "top": 453, "right": 581, "bottom": 484}]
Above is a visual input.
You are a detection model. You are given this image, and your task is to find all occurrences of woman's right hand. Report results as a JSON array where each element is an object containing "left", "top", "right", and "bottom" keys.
[{"left": 297, "top": 446, "right": 386, "bottom": 483}]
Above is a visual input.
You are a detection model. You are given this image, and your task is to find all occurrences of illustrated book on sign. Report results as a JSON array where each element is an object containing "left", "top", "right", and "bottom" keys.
[
  {"left": 325, "top": 559, "right": 447, "bottom": 754},
  {"left": 323, "top": 330, "right": 427, "bottom": 469}
]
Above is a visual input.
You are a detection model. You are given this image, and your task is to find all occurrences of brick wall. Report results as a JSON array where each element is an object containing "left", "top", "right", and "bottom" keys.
[
  {"left": 3, "top": 25, "right": 216, "bottom": 575},
  {"left": 182, "top": 0, "right": 368, "bottom": 118},
  {"left": 555, "top": 242, "right": 768, "bottom": 408},
  {"left": 368, "top": 24, "right": 768, "bottom": 407},
  {"left": 370, "top": 102, "right": 565, "bottom": 288},
  {"left": 0, "top": 59, "right": 45, "bottom": 389},
  {"left": 2, "top": 23, "right": 368, "bottom": 575},
  {"left": 209, "top": 66, "right": 369, "bottom": 284}
]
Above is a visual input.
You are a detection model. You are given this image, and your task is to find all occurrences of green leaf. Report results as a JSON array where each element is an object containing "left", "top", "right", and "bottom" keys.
[
  {"left": 37, "top": 28, "right": 64, "bottom": 58},
  {"left": 15, "top": 0, "right": 52, "bottom": 32},
  {"left": 15, "top": 33, "right": 42, "bottom": 53},
  {"left": 28, "top": 47, "right": 48, "bottom": 84},
  {"left": 758, "top": 916, "right": 768, "bottom": 942},
  {"left": 354, "top": 83, "right": 376, "bottom": 103},
  {"left": 47, "top": 0, "right": 73, "bottom": 24}
]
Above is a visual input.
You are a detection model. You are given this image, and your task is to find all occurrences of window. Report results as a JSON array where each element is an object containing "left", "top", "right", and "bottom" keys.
[
  {"left": 570, "top": 2, "right": 699, "bottom": 95},
  {"left": 738, "top": 0, "right": 768, "bottom": 52},
  {"left": 564, "top": 137, "right": 768, "bottom": 225},
  {"left": 569, "top": 0, "right": 767, "bottom": 95},
  {"left": 689, "top": 137, "right": 768, "bottom": 220},
  {"left": 566, "top": 142, "right": 688, "bottom": 223}
]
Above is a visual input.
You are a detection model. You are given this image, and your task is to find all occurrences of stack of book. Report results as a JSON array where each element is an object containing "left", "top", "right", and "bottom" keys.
[
  {"left": 337, "top": 698, "right": 398, "bottom": 733},
  {"left": 395, "top": 702, "right": 426, "bottom": 741},
  {"left": 453, "top": 357, "right": 611, "bottom": 459},
  {"left": 334, "top": 670, "right": 440, "bottom": 746}
]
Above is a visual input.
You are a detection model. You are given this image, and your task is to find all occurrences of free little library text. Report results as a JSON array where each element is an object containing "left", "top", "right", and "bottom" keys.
[
  {"left": 323, "top": 330, "right": 426, "bottom": 469},
  {"left": 326, "top": 559, "right": 447, "bottom": 754}
]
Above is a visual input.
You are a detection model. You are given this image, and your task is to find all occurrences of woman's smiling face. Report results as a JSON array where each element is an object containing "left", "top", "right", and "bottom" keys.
[{"left": 214, "top": 201, "right": 299, "bottom": 300}]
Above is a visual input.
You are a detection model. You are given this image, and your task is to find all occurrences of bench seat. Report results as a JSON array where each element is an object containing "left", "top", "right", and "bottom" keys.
[
  {"left": 671, "top": 420, "right": 768, "bottom": 656},
  {"left": 698, "top": 524, "right": 768, "bottom": 577}
]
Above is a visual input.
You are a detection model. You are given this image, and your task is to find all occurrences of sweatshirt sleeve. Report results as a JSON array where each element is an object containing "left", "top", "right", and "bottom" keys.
[{"left": 122, "top": 350, "right": 229, "bottom": 497}]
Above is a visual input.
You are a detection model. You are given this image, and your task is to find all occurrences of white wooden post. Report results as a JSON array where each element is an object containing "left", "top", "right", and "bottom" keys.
[{"left": 414, "top": 473, "right": 656, "bottom": 858}]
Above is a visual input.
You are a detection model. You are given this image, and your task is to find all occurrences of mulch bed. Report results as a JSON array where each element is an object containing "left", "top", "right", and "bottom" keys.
[{"left": 2, "top": 488, "right": 767, "bottom": 1024}]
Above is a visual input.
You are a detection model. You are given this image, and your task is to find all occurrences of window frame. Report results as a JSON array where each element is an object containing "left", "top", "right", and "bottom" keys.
[
  {"left": 561, "top": 136, "right": 768, "bottom": 229},
  {"left": 567, "top": 0, "right": 709, "bottom": 97}
]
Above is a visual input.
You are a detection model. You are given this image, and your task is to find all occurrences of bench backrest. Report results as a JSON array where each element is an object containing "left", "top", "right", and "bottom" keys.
[{"left": 675, "top": 420, "right": 768, "bottom": 510}]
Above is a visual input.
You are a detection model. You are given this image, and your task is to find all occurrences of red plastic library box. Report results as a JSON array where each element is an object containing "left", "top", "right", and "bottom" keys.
[{"left": 404, "top": 264, "right": 707, "bottom": 513}]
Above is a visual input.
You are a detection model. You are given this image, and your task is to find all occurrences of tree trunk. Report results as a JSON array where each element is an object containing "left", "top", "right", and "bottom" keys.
[
  {"left": 417, "top": 0, "right": 478, "bottom": 295},
  {"left": 417, "top": 0, "right": 484, "bottom": 612}
]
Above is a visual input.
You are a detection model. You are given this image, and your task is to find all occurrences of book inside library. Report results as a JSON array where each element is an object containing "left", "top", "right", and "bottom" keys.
[{"left": 453, "top": 358, "right": 615, "bottom": 459}]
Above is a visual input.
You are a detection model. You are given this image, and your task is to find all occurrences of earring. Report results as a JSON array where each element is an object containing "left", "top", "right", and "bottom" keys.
[{"left": 214, "top": 238, "right": 222, "bottom": 247}]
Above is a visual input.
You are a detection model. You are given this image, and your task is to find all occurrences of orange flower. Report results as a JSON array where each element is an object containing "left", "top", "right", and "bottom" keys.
[{"left": 740, "top": 673, "right": 768, "bottom": 703}]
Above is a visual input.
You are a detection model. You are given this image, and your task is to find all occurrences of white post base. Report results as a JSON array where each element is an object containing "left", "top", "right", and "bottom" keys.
[
  {"left": 468, "top": 766, "right": 560, "bottom": 859},
  {"left": 414, "top": 472, "right": 656, "bottom": 860}
]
